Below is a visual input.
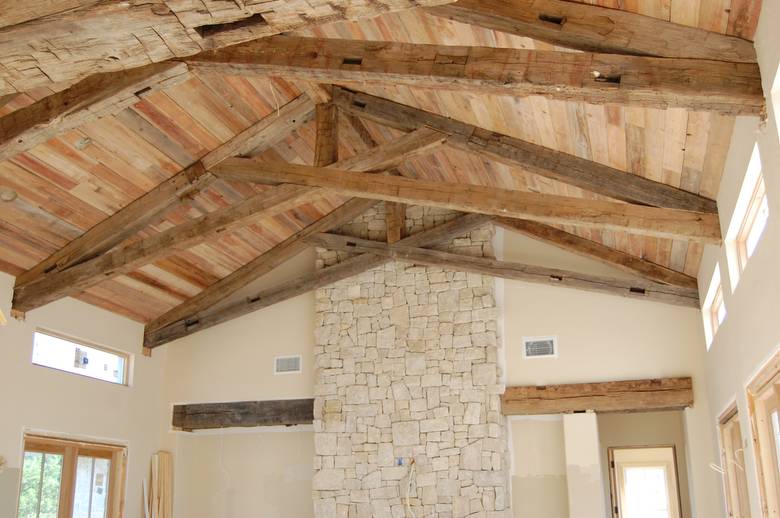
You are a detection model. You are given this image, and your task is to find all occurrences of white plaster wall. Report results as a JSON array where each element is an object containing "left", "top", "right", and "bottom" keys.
[
  {"left": 696, "top": 2, "right": 780, "bottom": 517},
  {"left": 171, "top": 430, "right": 314, "bottom": 518},
  {"left": 510, "top": 416, "right": 568, "bottom": 518},
  {"left": 0, "top": 272, "right": 167, "bottom": 518},
  {"left": 500, "top": 231, "right": 720, "bottom": 518},
  {"left": 159, "top": 249, "right": 317, "bottom": 518}
]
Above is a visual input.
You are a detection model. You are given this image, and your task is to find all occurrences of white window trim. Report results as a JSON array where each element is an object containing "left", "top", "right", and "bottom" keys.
[
  {"left": 31, "top": 328, "right": 132, "bottom": 386},
  {"left": 724, "top": 143, "right": 765, "bottom": 291},
  {"left": 702, "top": 265, "right": 724, "bottom": 349}
]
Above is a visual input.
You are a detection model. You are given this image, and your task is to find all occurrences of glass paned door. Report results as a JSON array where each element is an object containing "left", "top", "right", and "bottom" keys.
[
  {"left": 73, "top": 457, "right": 111, "bottom": 518},
  {"left": 17, "top": 452, "right": 64, "bottom": 518}
]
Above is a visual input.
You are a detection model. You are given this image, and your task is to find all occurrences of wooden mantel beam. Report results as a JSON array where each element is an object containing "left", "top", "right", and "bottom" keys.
[
  {"left": 305, "top": 232, "right": 700, "bottom": 307},
  {"left": 334, "top": 88, "right": 718, "bottom": 213},
  {"left": 173, "top": 399, "right": 315, "bottom": 430},
  {"left": 13, "top": 94, "right": 315, "bottom": 290},
  {"left": 502, "top": 377, "right": 694, "bottom": 415},
  {"left": 186, "top": 35, "right": 763, "bottom": 115},
  {"left": 211, "top": 159, "right": 722, "bottom": 243},
  {"left": 427, "top": 0, "right": 757, "bottom": 63}
]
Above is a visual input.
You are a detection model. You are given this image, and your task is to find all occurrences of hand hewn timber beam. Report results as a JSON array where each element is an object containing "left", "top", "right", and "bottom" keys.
[
  {"left": 144, "top": 198, "right": 380, "bottom": 340},
  {"left": 0, "top": 0, "right": 454, "bottom": 96},
  {"left": 334, "top": 88, "right": 718, "bottom": 213},
  {"left": 13, "top": 95, "right": 315, "bottom": 290},
  {"left": 145, "top": 213, "right": 490, "bottom": 347},
  {"left": 502, "top": 377, "right": 694, "bottom": 415},
  {"left": 143, "top": 101, "right": 430, "bottom": 340},
  {"left": 14, "top": 128, "right": 445, "bottom": 314},
  {"left": 173, "top": 399, "right": 315, "bottom": 430},
  {"left": 427, "top": 0, "right": 756, "bottom": 62},
  {"left": 495, "top": 218, "right": 698, "bottom": 290},
  {"left": 0, "top": 62, "right": 189, "bottom": 162},
  {"left": 12, "top": 185, "right": 318, "bottom": 313},
  {"left": 305, "top": 233, "right": 700, "bottom": 307},
  {"left": 185, "top": 35, "right": 763, "bottom": 115},
  {"left": 386, "top": 203, "right": 406, "bottom": 244},
  {"left": 211, "top": 160, "right": 722, "bottom": 243},
  {"left": 314, "top": 101, "right": 339, "bottom": 166}
]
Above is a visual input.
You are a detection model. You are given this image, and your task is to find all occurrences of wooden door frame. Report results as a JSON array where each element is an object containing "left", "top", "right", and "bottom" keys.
[
  {"left": 18, "top": 433, "right": 127, "bottom": 518},
  {"left": 607, "top": 444, "right": 684, "bottom": 518},
  {"left": 747, "top": 353, "right": 780, "bottom": 518}
]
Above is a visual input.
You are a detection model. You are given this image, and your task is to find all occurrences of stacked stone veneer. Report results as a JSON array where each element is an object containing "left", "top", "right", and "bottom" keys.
[{"left": 312, "top": 204, "right": 511, "bottom": 518}]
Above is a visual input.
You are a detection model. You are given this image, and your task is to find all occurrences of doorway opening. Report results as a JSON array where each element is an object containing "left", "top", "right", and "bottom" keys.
[{"left": 608, "top": 446, "right": 683, "bottom": 518}]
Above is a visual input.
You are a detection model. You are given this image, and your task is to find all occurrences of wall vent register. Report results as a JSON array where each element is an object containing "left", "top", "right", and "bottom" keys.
[
  {"left": 274, "top": 355, "right": 302, "bottom": 374},
  {"left": 522, "top": 336, "right": 558, "bottom": 358}
]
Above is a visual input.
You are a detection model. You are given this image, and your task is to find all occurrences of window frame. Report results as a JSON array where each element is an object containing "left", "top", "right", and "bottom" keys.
[
  {"left": 17, "top": 434, "right": 127, "bottom": 518},
  {"left": 725, "top": 143, "right": 769, "bottom": 291},
  {"left": 718, "top": 405, "right": 752, "bottom": 518},
  {"left": 747, "top": 350, "right": 780, "bottom": 517},
  {"left": 31, "top": 329, "right": 131, "bottom": 387},
  {"left": 736, "top": 173, "right": 768, "bottom": 272},
  {"left": 702, "top": 264, "right": 726, "bottom": 349}
]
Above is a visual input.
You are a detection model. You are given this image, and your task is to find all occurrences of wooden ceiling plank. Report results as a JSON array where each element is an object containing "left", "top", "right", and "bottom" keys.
[
  {"left": 211, "top": 159, "right": 722, "bottom": 243},
  {"left": 12, "top": 184, "right": 319, "bottom": 314},
  {"left": 144, "top": 198, "right": 379, "bottom": 339},
  {"left": 427, "top": 0, "right": 757, "bottom": 62},
  {"left": 502, "top": 377, "right": 694, "bottom": 415},
  {"left": 334, "top": 88, "right": 718, "bottom": 213},
  {"left": 185, "top": 35, "right": 763, "bottom": 115},
  {"left": 13, "top": 94, "right": 315, "bottom": 291},
  {"left": 495, "top": 218, "right": 698, "bottom": 289},
  {"left": 304, "top": 232, "right": 700, "bottom": 307},
  {"left": 145, "top": 213, "right": 490, "bottom": 348},
  {"left": 0, "top": 62, "right": 189, "bottom": 163},
  {"left": 143, "top": 127, "right": 443, "bottom": 337}
]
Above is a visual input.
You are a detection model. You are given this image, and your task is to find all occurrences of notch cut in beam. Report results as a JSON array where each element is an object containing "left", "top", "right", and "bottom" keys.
[
  {"left": 502, "top": 377, "right": 693, "bottom": 415},
  {"left": 334, "top": 88, "right": 717, "bottom": 213},
  {"left": 495, "top": 218, "right": 698, "bottom": 289},
  {"left": 144, "top": 213, "right": 491, "bottom": 347},
  {"left": 185, "top": 35, "right": 763, "bottom": 115},
  {"left": 172, "top": 399, "right": 314, "bottom": 430},
  {"left": 427, "top": 0, "right": 756, "bottom": 62},
  {"left": 305, "top": 233, "right": 699, "bottom": 308},
  {"left": 13, "top": 94, "right": 315, "bottom": 290},
  {"left": 0, "top": 62, "right": 189, "bottom": 163},
  {"left": 211, "top": 159, "right": 722, "bottom": 243}
]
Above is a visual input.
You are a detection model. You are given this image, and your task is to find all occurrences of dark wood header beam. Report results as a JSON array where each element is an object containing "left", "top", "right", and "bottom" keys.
[
  {"left": 186, "top": 35, "right": 763, "bottom": 115},
  {"left": 173, "top": 399, "right": 315, "bottom": 430},
  {"left": 428, "top": 0, "right": 757, "bottom": 62},
  {"left": 502, "top": 377, "right": 694, "bottom": 415}
]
